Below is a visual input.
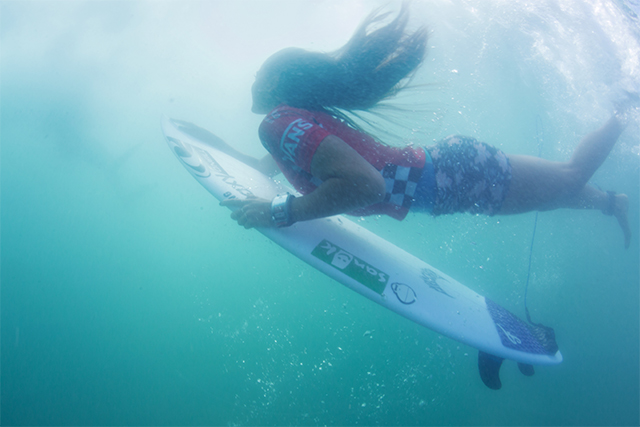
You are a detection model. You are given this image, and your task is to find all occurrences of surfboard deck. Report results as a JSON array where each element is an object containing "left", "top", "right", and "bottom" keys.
[{"left": 162, "top": 116, "right": 562, "bottom": 387}]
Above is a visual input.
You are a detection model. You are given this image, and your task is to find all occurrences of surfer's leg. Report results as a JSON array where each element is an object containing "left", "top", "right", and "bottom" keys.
[
  {"left": 553, "top": 185, "right": 630, "bottom": 248},
  {"left": 499, "top": 114, "right": 630, "bottom": 246},
  {"left": 564, "top": 114, "right": 626, "bottom": 187},
  {"left": 501, "top": 114, "right": 625, "bottom": 213}
]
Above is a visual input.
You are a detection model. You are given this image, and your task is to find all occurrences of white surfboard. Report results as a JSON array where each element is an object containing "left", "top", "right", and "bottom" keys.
[{"left": 162, "top": 116, "right": 562, "bottom": 389}]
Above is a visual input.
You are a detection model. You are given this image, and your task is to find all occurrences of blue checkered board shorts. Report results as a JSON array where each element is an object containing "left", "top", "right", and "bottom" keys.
[{"left": 424, "top": 136, "right": 512, "bottom": 216}]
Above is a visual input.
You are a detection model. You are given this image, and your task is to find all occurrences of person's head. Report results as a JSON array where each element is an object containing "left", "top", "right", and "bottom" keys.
[
  {"left": 251, "top": 4, "right": 428, "bottom": 115},
  {"left": 251, "top": 48, "right": 336, "bottom": 113}
]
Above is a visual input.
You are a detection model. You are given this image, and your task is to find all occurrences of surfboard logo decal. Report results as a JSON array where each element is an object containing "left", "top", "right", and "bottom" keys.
[
  {"left": 196, "top": 149, "right": 256, "bottom": 198},
  {"left": 391, "top": 283, "right": 417, "bottom": 304},
  {"left": 421, "top": 269, "right": 454, "bottom": 298},
  {"left": 497, "top": 324, "right": 522, "bottom": 345},
  {"left": 485, "top": 298, "right": 550, "bottom": 354},
  {"left": 167, "top": 137, "right": 211, "bottom": 178},
  {"left": 169, "top": 134, "right": 256, "bottom": 198},
  {"left": 311, "top": 240, "right": 388, "bottom": 295}
]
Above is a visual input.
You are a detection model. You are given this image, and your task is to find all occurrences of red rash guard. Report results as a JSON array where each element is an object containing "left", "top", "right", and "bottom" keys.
[{"left": 258, "top": 105, "right": 426, "bottom": 220}]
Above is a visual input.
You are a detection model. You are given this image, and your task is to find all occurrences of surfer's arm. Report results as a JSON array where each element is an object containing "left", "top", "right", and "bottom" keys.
[
  {"left": 289, "top": 135, "right": 385, "bottom": 222},
  {"left": 221, "top": 135, "right": 384, "bottom": 228},
  {"left": 222, "top": 135, "right": 384, "bottom": 227},
  {"left": 257, "top": 154, "right": 280, "bottom": 177}
]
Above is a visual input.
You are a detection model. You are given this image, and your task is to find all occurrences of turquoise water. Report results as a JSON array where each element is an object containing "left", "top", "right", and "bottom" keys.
[{"left": 2, "top": 1, "right": 639, "bottom": 425}]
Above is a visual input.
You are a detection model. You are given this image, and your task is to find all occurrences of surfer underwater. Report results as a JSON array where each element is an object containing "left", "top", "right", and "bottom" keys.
[{"left": 207, "top": 4, "right": 636, "bottom": 248}]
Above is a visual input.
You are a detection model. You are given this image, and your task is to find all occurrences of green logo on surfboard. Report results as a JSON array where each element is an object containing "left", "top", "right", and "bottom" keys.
[{"left": 311, "top": 239, "right": 388, "bottom": 295}]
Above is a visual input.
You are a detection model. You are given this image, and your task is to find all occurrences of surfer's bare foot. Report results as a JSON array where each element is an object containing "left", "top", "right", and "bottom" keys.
[{"left": 611, "top": 193, "right": 631, "bottom": 249}]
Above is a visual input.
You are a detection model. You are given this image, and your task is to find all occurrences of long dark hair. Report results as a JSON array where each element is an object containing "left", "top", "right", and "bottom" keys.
[{"left": 254, "top": 4, "right": 428, "bottom": 118}]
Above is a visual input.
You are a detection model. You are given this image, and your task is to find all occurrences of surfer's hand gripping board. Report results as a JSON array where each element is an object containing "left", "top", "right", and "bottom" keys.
[{"left": 222, "top": 197, "right": 274, "bottom": 229}]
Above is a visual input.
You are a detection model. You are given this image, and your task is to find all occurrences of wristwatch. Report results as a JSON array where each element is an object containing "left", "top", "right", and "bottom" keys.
[{"left": 271, "top": 193, "right": 296, "bottom": 227}]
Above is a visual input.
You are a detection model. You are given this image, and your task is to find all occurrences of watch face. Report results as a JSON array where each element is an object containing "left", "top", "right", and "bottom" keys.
[{"left": 271, "top": 194, "right": 292, "bottom": 227}]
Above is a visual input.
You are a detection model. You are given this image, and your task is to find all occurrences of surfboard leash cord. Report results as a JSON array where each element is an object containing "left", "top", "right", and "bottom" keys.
[{"left": 522, "top": 115, "right": 559, "bottom": 354}]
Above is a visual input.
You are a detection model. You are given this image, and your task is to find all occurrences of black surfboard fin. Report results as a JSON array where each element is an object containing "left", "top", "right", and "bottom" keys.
[
  {"left": 478, "top": 351, "right": 504, "bottom": 390},
  {"left": 518, "top": 363, "right": 535, "bottom": 376}
]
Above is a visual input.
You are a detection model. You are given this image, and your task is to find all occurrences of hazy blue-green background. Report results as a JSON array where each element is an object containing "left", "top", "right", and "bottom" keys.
[{"left": 2, "top": 1, "right": 639, "bottom": 425}]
